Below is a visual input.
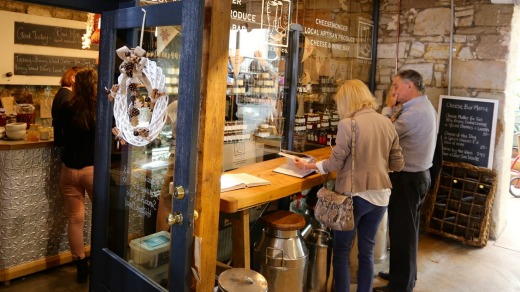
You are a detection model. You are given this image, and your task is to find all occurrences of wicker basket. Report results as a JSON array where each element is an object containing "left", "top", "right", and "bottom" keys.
[{"left": 426, "top": 161, "right": 497, "bottom": 247}]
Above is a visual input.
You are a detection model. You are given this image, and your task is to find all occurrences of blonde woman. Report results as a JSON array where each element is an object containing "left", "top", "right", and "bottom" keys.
[{"left": 294, "top": 79, "right": 404, "bottom": 292}]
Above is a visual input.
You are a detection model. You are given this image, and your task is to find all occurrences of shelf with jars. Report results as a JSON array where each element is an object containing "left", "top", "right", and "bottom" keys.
[
  {"left": 163, "top": 66, "right": 179, "bottom": 95},
  {"left": 227, "top": 72, "right": 279, "bottom": 107},
  {"left": 292, "top": 75, "right": 340, "bottom": 151},
  {"left": 223, "top": 120, "right": 250, "bottom": 144}
]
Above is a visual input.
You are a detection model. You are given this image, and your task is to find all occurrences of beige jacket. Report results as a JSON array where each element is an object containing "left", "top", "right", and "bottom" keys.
[{"left": 321, "top": 108, "right": 404, "bottom": 193}]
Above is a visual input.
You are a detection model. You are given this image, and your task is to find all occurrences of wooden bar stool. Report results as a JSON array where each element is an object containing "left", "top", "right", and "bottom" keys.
[{"left": 259, "top": 210, "right": 306, "bottom": 234}]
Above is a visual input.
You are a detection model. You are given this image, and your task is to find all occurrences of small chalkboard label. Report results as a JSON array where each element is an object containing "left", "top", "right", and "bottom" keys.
[
  {"left": 438, "top": 95, "right": 498, "bottom": 168},
  {"left": 14, "top": 22, "right": 98, "bottom": 50},
  {"left": 14, "top": 54, "right": 96, "bottom": 77}
]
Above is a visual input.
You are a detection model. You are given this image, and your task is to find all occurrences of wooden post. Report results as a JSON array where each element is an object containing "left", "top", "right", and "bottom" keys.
[{"left": 194, "top": 0, "right": 231, "bottom": 290}]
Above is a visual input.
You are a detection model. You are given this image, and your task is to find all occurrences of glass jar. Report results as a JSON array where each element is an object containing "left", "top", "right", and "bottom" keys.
[{"left": 15, "top": 104, "right": 35, "bottom": 129}]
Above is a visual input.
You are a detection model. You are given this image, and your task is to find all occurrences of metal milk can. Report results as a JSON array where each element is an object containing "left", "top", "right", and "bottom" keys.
[
  {"left": 253, "top": 210, "right": 308, "bottom": 291},
  {"left": 304, "top": 227, "right": 333, "bottom": 292}
]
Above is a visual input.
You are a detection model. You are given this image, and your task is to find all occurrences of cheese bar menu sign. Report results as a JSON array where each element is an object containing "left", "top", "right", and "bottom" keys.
[
  {"left": 438, "top": 95, "right": 498, "bottom": 168},
  {"left": 14, "top": 22, "right": 98, "bottom": 50}
]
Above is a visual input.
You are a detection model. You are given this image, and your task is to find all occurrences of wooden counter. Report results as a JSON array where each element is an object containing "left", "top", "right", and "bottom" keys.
[
  {"left": 0, "top": 138, "right": 54, "bottom": 150},
  {"left": 220, "top": 147, "right": 335, "bottom": 268}
]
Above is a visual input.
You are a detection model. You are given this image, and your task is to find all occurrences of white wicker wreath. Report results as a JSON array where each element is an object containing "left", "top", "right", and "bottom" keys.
[{"left": 109, "top": 45, "right": 169, "bottom": 146}]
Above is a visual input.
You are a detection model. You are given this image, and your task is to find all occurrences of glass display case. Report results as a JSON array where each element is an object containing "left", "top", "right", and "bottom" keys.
[{"left": 224, "top": 22, "right": 288, "bottom": 169}]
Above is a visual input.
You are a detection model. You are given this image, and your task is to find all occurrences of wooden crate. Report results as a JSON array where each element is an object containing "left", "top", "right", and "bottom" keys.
[{"left": 426, "top": 161, "right": 497, "bottom": 247}]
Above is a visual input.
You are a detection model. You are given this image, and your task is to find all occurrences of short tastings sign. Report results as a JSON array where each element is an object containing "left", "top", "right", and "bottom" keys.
[
  {"left": 14, "top": 54, "right": 96, "bottom": 77},
  {"left": 438, "top": 95, "right": 498, "bottom": 168}
]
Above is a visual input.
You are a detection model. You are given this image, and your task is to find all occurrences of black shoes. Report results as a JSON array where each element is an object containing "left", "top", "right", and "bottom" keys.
[
  {"left": 378, "top": 271, "right": 391, "bottom": 281},
  {"left": 373, "top": 286, "right": 390, "bottom": 292},
  {"left": 74, "top": 257, "right": 89, "bottom": 284}
]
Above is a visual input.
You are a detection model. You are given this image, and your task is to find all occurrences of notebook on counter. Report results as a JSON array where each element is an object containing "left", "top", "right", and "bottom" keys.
[
  {"left": 220, "top": 173, "right": 271, "bottom": 193},
  {"left": 273, "top": 150, "right": 316, "bottom": 178}
]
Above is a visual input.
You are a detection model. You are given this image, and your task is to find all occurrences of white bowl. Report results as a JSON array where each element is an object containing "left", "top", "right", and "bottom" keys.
[
  {"left": 5, "top": 122, "right": 27, "bottom": 131},
  {"left": 6, "top": 129, "right": 26, "bottom": 140}
]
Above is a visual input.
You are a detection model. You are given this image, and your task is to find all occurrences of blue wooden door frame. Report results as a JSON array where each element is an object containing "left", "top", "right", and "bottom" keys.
[{"left": 91, "top": 2, "right": 204, "bottom": 291}]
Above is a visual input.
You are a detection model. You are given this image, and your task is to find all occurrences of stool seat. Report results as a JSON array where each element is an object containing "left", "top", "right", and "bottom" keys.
[{"left": 260, "top": 210, "right": 306, "bottom": 231}]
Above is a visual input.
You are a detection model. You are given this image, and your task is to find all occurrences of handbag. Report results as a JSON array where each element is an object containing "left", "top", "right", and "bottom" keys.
[
  {"left": 314, "top": 187, "right": 354, "bottom": 231},
  {"left": 314, "top": 118, "right": 356, "bottom": 231}
]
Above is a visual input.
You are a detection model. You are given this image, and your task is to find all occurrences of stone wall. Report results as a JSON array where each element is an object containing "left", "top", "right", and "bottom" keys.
[
  {"left": 0, "top": 0, "right": 87, "bottom": 20},
  {"left": 376, "top": 0, "right": 515, "bottom": 238}
]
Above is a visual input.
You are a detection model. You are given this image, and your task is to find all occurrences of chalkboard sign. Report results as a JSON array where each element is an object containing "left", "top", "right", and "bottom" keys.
[
  {"left": 438, "top": 95, "right": 498, "bottom": 168},
  {"left": 14, "top": 54, "right": 97, "bottom": 77},
  {"left": 14, "top": 22, "right": 98, "bottom": 50}
]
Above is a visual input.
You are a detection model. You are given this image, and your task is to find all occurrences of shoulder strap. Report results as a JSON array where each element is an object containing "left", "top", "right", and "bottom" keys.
[
  {"left": 350, "top": 118, "right": 356, "bottom": 193},
  {"left": 321, "top": 118, "right": 356, "bottom": 191}
]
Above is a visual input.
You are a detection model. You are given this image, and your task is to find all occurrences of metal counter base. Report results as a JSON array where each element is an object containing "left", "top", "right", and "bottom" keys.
[{"left": 0, "top": 142, "right": 92, "bottom": 284}]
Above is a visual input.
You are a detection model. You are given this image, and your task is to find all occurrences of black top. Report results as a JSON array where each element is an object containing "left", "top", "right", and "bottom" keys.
[
  {"left": 51, "top": 87, "right": 72, "bottom": 129},
  {"left": 53, "top": 101, "right": 96, "bottom": 169}
]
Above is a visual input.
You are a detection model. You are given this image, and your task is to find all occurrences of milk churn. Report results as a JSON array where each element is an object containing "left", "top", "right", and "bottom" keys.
[
  {"left": 253, "top": 210, "right": 308, "bottom": 291},
  {"left": 304, "top": 227, "right": 333, "bottom": 292}
]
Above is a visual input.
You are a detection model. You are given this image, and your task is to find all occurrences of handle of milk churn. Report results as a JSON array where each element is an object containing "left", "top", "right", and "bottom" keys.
[
  {"left": 229, "top": 274, "right": 254, "bottom": 285},
  {"left": 265, "top": 247, "right": 285, "bottom": 267}
]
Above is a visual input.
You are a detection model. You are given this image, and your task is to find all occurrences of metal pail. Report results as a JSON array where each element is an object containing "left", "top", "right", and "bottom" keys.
[{"left": 218, "top": 268, "right": 268, "bottom": 292}]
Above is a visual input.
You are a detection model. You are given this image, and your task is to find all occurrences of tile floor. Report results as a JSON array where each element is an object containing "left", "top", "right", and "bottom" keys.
[{"left": 1, "top": 197, "right": 519, "bottom": 292}]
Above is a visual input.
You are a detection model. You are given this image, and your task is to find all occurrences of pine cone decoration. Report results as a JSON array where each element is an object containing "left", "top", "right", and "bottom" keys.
[
  {"left": 139, "top": 129, "right": 149, "bottom": 137},
  {"left": 129, "top": 83, "right": 137, "bottom": 91},
  {"left": 124, "top": 62, "right": 134, "bottom": 71},
  {"left": 128, "top": 107, "right": 140, "bottom": 118},
  {"left": 144, "top": 96, "right": 151, "bottom": 102}
]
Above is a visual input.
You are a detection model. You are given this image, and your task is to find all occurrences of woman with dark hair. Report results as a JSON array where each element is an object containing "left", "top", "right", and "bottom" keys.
[
  {"left": 54, "top": 67, "right": 97, "bottom": 283},
  {"left": 52, "top": 66, "right": 82, "bottom": 127}
]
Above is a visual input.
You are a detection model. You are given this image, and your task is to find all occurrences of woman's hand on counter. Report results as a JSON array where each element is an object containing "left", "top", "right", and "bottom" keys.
[{"left": 294, "top": 157, "right": 310, "bottom": 170}]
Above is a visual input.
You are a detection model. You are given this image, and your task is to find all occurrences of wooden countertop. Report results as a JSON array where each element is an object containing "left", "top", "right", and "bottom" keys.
[
  {"left": 220, "top": 147, "right": 335, "bottom": 213},
  {"left": 0, "top": 138, "right": 55, "bottom": 150}
]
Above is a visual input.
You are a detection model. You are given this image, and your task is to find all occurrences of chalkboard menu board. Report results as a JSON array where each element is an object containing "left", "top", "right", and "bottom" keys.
[
  {"left": 14, "top": 54, "right": 97, "bottom": 77},
  {"left": 438, "top": 95, "right": 498, "bottom": 168},
  {"left": 14, "top": 22, "right": 98, "bottom": 50}
]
